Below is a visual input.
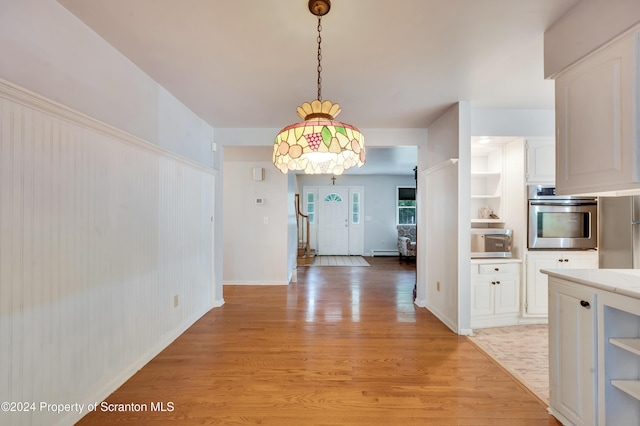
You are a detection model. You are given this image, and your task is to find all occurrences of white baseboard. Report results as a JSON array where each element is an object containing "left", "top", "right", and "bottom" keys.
[
  {"left": 518, "top": 316, "right": 548, "bottom": 325},
  {"left": 64, "top": 305, "right": 211, "bottom": 426},
  {"left": 423, "top": 303, "right": 458, "bottom": 334},
  {"left": 472, "top": 314, "right": 520, "bottom": 329},
  {"left": 371, "top": 249, "right": 400, "bottom": 257},
  {"left": 547, "top": 407, "right": 569, "bottom": 425}
]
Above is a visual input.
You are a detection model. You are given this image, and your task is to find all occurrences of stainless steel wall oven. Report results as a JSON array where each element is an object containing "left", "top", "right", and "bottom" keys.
[{"left": 528, "top": 185, "right": 598, "bottom": 250}]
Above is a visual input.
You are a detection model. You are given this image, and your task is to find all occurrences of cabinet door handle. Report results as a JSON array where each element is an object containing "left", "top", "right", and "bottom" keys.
[
  {"left": 496, "top": 280, "right": 500, "bottom": 285},
  {"left": 580, "top": 300, "right": 591, "bottom": 309},
  {"left": 494, "top": 267, "right": 499, "bottom": 271},
  {"left": 564, "top": 259, "right": 569, "bottom": 262},
  {"left": 558, "top": 259, "right": 564, "bottom": 262}
]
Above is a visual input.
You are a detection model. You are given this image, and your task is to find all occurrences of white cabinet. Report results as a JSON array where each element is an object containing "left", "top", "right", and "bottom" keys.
[
  {"left": 525, "top": 138, "right": 555, "bottom": 184},
  {"left": 548, "top": 278, "right": 597, "bottom": 426},
  {"left": 471, "top": 147, "right": 503, "bottom": 225},
  {"left": 599, "top": 292, "right": 640, "bottom": 425},
  {"left": 471, "top": 262, "right": 520, "bottom": 328},
  {"left": 525, "top": 251, "right": 598, "bottom": 317},
  {"left": 546, "top": 270, "right": 640, "bottom": 425},
  {"left": 555, "top": 31, "right": 640, "bottom": 195}
]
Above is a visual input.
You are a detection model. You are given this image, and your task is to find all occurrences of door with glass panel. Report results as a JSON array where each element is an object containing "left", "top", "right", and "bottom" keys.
[{"left": 318, "top": 187, "right": 350, "bottom": 255}]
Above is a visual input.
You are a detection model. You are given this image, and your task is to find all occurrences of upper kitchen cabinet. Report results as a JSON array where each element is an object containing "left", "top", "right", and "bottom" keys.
[
  {"left": 525, "top": 138, "right": 555, "bottom": 184},
  {"left": 554, "top": 30, "right": 640, "bottom": 195}
]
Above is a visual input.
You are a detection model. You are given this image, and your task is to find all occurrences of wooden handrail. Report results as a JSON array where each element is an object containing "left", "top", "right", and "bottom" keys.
[
  {"left": 295, "top": 194, "right": 311, "bottom": 262},
  {"left": 295, "top": 193, "right": 310, "bottom": 220}
]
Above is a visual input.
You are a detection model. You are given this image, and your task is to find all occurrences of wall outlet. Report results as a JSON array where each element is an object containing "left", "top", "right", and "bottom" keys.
[
  {"left": 436, "top": 281, "right": 440, "bottom": 292},
  {"left": 173, "top": 294, "right": 179, "bottom": 308}
]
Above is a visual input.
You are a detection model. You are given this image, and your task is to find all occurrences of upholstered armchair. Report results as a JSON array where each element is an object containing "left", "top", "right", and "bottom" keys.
[{"left": 397, "top": 224, "right": 417, "bottom": 261}]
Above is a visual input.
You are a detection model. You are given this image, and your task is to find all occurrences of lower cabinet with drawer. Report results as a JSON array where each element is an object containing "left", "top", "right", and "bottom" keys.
[{"left": 471, "top": 262, "right": 521, "bottom": 328}]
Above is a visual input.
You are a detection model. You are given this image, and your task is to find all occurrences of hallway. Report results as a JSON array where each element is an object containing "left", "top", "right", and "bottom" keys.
[{"left": 77, "top": 258, "right": 558, "bottom": 425}]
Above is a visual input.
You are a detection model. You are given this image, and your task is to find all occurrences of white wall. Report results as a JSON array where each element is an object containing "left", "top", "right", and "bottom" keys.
[
  {"left": 544, "top": 0, "right": 640, "bottom": 78},
  {"left": 0, "top": 2, "right": 219, "bottom": 425},
  {"left": 502, "top": 140, "right": 528, "bottom": 259},
  {"left": 457, "top": 103, "right": 472, "bottom": 334},
  {"left": 0, "top": 0, "right": 214, "bottom": 169},
  {"left": 0, "top": 82, "right": 216, "bottom": 426},
  {"left": 287, "top": 173, "right": 298, "bottom": 282},
  {"left": 420, "top": 102, "right": 471, "bottom": 334},
  {"left": 416, "top": 134, "right": 429, "bottom": 304},
  {"left": 471, "top": 109, "right": 555, "bottom": 137},
  {"left": 223, "top": 147, "right": 291, "bottom": 285}
]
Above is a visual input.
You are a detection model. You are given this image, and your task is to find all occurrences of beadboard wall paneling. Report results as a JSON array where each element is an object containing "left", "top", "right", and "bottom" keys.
[
  {"left": 424, "top": 160, "right": 459, "bottom": 333},
  {"left": 0, "top": 86, "right": 215, "bottom": 426}
]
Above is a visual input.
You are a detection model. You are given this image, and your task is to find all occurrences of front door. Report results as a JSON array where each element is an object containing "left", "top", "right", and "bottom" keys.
[{"left": 318, "top": 186, "right": 349, "bottom": 255}]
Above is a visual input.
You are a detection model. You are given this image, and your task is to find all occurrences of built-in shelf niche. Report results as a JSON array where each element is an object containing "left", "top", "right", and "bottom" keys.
[
  {"left": 471, "top": 147, "right": 503, "bottom": 227},
  {"left": 603, "top": 305, "right": 640, "bottom": 424}
]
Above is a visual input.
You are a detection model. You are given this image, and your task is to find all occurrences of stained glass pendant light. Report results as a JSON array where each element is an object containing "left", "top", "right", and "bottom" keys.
[{"left": 273, "top": 0, "right": 365, "bottom": 175}]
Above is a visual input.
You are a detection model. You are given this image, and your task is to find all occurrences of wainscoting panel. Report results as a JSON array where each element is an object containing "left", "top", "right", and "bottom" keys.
[
  {"left": 0, "top": 82, "right": 215, "bottom": 426},
  {"left": 423, "top": 159, "right": 459, "bottom": 333}
]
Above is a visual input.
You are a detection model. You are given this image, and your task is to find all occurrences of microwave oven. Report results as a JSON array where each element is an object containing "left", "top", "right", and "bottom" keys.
[
  {"left": 527, "top": 185, "right": 598, "bottom": 250},
  {"left": 471, "top": 229, "right": 513, "bottom": 258}
]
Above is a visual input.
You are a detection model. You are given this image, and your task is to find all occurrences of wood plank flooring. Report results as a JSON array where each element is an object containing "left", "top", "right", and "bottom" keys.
[{"left": 76, "top": 257, "right": 560, "bottom": 425}]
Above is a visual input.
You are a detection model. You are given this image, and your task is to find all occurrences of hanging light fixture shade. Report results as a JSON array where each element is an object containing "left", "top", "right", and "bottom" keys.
[
  {"left": 273, "top": 100, "right": 365, "bottom": 175},
  {"left": 273, "top": 0, "right": 365, "bottom": 175}
]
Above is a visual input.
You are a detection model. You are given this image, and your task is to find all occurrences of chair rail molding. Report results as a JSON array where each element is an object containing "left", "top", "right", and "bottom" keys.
[{"left": 0, "top": 77, "right": 215, "bottom": 175}]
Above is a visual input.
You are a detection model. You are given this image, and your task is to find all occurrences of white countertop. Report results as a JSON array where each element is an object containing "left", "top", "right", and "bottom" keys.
[
  {"left": 541, "top": 268, "right": 640, "bottom": 300},
  {"left": 471, "top": 258, "right": 522, "bottom": 264}
]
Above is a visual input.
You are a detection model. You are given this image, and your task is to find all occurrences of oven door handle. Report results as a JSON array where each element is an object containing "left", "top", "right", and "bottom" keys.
[{"left": 529, "top": 201, "right": 598, "bottom": 207}]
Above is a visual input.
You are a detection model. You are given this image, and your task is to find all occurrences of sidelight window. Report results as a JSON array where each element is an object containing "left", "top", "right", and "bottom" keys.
[{"left": 306, "top": 192, "right": 315, "bottom": 224}]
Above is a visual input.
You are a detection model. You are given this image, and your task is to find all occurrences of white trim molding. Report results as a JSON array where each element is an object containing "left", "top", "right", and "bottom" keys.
[{"left": 0, "top": 77, "right": 215, "bottom": 175}]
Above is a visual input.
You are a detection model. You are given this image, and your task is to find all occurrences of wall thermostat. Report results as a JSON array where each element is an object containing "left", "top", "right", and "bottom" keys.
[{"left": 252, "top": 167, "right": 265, "bottom": 181}]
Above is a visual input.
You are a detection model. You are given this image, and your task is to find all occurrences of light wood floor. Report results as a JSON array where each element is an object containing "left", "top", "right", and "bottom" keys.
[{"left": 77, "top": 257, "right": 560, "bottom": 425}]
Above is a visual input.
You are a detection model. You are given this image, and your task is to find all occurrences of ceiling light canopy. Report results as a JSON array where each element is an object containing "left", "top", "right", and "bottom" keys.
[{"left": 273, "top": 0, "right": 365, "bottom": 175}]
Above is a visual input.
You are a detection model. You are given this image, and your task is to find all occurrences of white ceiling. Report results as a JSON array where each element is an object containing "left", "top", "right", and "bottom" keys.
[{"left": 57, "top": 0, "right": 580, "bottom": 174}]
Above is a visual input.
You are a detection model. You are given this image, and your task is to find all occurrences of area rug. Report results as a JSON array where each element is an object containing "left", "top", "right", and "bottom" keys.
[
  {"left": 311, "top": 256, "right": 370, "bottom": 266},
  {"left": 468, "top": 324, "right": 549, "bottom": 404}
]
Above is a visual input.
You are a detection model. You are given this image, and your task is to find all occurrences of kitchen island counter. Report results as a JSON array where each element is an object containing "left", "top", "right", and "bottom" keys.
[
  {"left": 542, "top": 267, "right": 640, "bottom": 425},
  {"left": 541, "top": 268, "right": 640, "bottom": 300}
]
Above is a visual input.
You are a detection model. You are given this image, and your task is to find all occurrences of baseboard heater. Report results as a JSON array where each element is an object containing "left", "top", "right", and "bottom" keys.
[{"left": 371, "top": 249, "right": 399, "bottom": 257}]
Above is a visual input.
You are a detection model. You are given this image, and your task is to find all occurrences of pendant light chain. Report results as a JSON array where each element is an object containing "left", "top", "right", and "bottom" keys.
[
  {"left": 272, "top": 1, "right": 365, "bottom": 175},
  {"left": 317, "top": 16, "right": 323, "bottom": 101}
]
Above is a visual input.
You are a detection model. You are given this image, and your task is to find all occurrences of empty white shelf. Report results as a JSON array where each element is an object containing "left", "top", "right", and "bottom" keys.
[
  {"left": 471, "top": 219, "right": 505, "bottom": 224},
  {"left": 611, "top": 380, "right": 640, "bottom": 401},
  {"left": 610, "top": 338, "right": 640, "bottom": 356},
  {"left": 471, "top": 172, "right": 501, "bottom": 177}
]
